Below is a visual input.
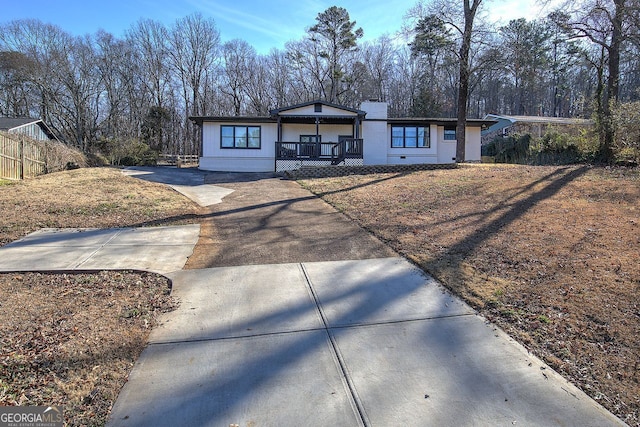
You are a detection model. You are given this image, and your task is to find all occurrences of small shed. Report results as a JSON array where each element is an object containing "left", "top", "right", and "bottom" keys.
[{"left": 0, "top": 118, "right": 60, "bottom": 142}]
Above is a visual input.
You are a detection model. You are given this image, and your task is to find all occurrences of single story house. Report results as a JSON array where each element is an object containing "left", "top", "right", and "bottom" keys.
[
  {"left": 190, "top": 100, "right": 495, "bottom": 173},
  {"left": 0, "top": 118, "right": 60, "bottom": 142}
]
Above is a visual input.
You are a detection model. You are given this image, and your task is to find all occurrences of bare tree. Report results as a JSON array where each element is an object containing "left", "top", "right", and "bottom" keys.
[
  {"left": 408, "top": 0, "right": 485, "bottom": 161},
  {"left": 244, "top": 54, "right": 275, "bottom": 115},
  {"left": 553, "top": 0, "right": 640, "bottom": 160},
  {"left": 387, "top": 46, "right": 426, "bottom": 117},
  {"left": 286, "top": 38, "right": 330, "bottom": 101},
  {"left": 95, "top": 30, "right": 136, "bottom": 140},
  {"left": 53, "top": 34, "right": 103, "bottom": 150},
  {"left": 0, "top": 50, "right": 36, "bottom": 117},
  {"left": 358, "top": 36, "right": 396, "bottom": 102},
  {"left": 0, "top": 20, "right": 69, "bottom": 135},
  {"left": 126, "top": 19, "right": 172, "bottom": 151},
  {"left": 168, "top": 13, "right": 220, "bottom": 117},
  {"left": 167, "top": 13, "right": 220, "bottom": 155},
  {"left": 220, "top": 39, "right": 254, "bottom": 115},
  {"left": 455, "top": 0, "right": 484, "bottom": 161},
  {"left": 265, "top": 49, "right": 292, "bottom": 109}
]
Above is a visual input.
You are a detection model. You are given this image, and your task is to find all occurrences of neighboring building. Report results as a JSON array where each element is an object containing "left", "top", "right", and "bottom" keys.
[
  {"left": 190, "top": 100, "right": 495, "bottom": 173},
  {"left": 0, "top": 118, "right": 60, "bottom": 142},
  {"left": 482, "top": 114, "right": 593, "bottom": 144}
]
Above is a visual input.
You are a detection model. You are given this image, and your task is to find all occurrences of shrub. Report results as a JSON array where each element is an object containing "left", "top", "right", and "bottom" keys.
[
  {"left": 98, "top": 138, "right": 159, "bottom": 166},
  {"left": 486, "top": 126, "right": 599, "bottom": 166},
  {"left": 44, "top": 140, "right": 88, "bottom": 172},
  {"left": 612, "top": 101, "right": 640, "bottom": 166},
  {"left": 489, "top": 134, "right": 531, "bottom": 164}
]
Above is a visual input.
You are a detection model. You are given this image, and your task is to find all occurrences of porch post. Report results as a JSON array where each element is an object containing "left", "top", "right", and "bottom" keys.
[
  {"left": 315, "top": 117, "right": 320, "bottom": 158},
  {"left": 277, "top": 116, "right": 282, "bottom": 141}
]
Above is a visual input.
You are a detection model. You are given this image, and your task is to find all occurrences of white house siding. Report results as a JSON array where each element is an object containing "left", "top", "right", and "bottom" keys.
[
  {"left": 200, "top": 121, "right": 278, "bottom": 172},
  {"left": 280, "top": 124, "right": 355, "bottom": 142},
  {"left": 280, "top": 105, "right": 358, "bottom": 117},
  {"left": 362, "top": 120, "right": 387, "bottom": 165},
  {"left": 386, "top": 124, "right": 439, "bottom": 165},
  {"left": 436, "top": 125, "right": 482, "bottom": 163},
  {"left": 437, "top": 126, "right": 457, "bottom": 163}
]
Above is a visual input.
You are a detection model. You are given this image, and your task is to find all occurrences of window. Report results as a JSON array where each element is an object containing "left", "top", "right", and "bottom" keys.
[
  {"left": 444, "top": 127, "right": 456, "bottom": 141},
  {"left": 391, "top": 126, "right": 430, "bottom": 148},
  {"left": 299, "top": 135, "right": 320, "bottom": 156},
  {"left": 221, "top": 125, "right": 261, "bottom": 149},
  {"left": 314, "top": 103, "right": 322, "bottom": 112},
  {"left": 300, "top": 135, "right": 321, "bottom": 143}
]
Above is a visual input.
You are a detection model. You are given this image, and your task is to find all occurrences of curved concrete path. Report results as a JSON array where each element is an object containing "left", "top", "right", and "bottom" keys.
[{"left": 0, "top": 166, "right": 626, "bottom": 426}]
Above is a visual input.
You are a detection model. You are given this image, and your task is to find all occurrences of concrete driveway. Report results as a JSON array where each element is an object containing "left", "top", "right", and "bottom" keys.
[
  {"left": 0, "top": 166, "right": 625, "bottom": 426},
  {"left": 108, "top": 167, "right": 624, "bottom": 426}
]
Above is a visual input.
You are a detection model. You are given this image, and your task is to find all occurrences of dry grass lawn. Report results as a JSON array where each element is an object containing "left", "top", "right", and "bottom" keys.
[
  {"left": 300, "top": 164, "right": 640, "bottom": 426},
  {"left": 0, "top": 167, "right": 198, "bottom": 246},
  {"left": 1, "top": 164, "right": 638, "bottom": 425},
  {"left": 0, "top": 168, "right": 198, "bottom": 425}
]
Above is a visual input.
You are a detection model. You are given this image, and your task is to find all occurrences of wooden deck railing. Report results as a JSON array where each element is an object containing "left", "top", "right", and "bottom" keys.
[{"left": 276, "top": 139, "right": 363, "bottom": 165}]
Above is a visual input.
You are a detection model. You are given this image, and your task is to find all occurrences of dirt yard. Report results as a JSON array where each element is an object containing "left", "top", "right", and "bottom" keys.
[
  {"left": 0, "top": 168, "right": 199, "bottom": 425},
  {"left": 300, "top": 164, "right": 640, "bottom": 426}
]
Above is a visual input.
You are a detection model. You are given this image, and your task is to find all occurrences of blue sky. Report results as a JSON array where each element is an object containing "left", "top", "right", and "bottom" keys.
[{"left": 1, "top": 0, "right": 554, "bottom": 54}]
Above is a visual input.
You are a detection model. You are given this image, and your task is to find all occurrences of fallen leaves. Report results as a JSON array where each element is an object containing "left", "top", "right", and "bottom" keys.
[{"left": 0, "top": 271, "right": 177, "bottom": 426}]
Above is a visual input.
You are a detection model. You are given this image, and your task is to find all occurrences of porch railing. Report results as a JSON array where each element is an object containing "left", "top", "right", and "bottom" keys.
[{"left": 276, "top": 138, "right": 363, "bottom": 165}]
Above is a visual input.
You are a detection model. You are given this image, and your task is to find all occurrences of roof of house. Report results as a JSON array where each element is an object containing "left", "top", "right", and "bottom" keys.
[
  {"left": 189, "top": 116, "right": 275, "bottom": 125},
  {"left": 189, "top": 101, "right": 496, "bottom": 128},
  {"left": 0, "top": 117, "right": 59, "bottom": 141},
  {"left": 387, "top": 117, "right": 497, "bottom": 128},
  {"left": 484, "top": 114, "right": 593, "bottom": 126},
  {"left": 190, "top": 101, "right": 367, "bottom": 125},
  {"left": 0, "top": 117, "right": 41, "bottom": 130}
]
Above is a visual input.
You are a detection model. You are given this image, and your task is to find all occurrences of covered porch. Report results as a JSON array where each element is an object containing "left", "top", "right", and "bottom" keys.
[{"left": 272, "top": 102, "right": 365, "bottom": 172}]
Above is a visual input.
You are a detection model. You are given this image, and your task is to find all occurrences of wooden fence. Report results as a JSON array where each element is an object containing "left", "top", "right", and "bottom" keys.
[
  {"left": 157, "top": 154, "right": 199, "bottom": 167},
  {"left": 0, "top": 133, "right": 47, "bottom": 180}
]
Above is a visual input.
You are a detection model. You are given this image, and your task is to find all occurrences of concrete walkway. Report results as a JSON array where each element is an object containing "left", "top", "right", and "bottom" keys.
[
  {"left": 0, "top": 225, "right": 200, "bottom": 274},
  {"left": 0, "top": 166, "right": 625, "bottom": 426}
]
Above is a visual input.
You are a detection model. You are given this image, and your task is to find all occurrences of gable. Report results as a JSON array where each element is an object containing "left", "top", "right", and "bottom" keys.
[
  {"left": 282, "top": 105, "right": 357, "bottom": 118},
  {"left": 272, "top": 100, "right": 365, "bottom": 118}
]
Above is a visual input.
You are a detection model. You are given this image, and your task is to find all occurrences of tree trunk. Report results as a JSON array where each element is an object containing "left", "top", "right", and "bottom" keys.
[
  {"left": 456, "top": 0, "right": 481, "bottom": 163},
  {"left": 600, "top": 0, "right": 624, "bottom": 161}
]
